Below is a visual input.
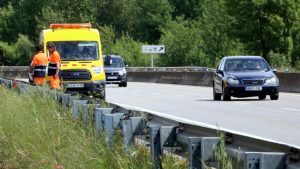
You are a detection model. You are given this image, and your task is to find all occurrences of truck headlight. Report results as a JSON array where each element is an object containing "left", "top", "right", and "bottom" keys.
[
  {"left": 118, "top": 69, "right": 126, "bottom": 76},
  {"left": 264, "top": 76, "right": 279, "bottom": 86},
  {"left": 92, "top": 66, "right": 103, "bottom": 74},
  {"left": 227, "top": 77, "right": 239, "bottom": 85}
]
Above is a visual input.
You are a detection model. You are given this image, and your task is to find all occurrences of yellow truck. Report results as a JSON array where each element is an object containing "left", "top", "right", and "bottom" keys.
[{"left": 40, "top": 23, "right": 106, "bottom": 98}]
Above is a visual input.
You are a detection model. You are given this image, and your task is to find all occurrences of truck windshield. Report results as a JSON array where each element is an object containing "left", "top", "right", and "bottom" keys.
[{"left": 50, "top": 41, "right": 99, "bottom": 61}]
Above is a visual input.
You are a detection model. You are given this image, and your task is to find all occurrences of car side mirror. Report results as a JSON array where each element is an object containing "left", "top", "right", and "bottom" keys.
[
  {"left": 216, "top": 69, "right": 223, "bottom": 74},
  {"left": 125, "top": 65, "right": 129, "bottom": 68},
  {"left": 272, "top": 69, "right": 277, "bottom": 73}
]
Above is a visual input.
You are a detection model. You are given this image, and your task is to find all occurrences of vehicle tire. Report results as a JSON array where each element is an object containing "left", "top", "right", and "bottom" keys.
[
  {"left": 270, "top": 94, "right": 279, "bottom": 100},
  {"left": 222, "top": 86, "right": 231, "bottom": 101},
  {"left": 258, "top": 95, "right": 266, "bottom": 100},
  {"left": 119, "top": 82, "right": 127, "bottom": 87},
  {"left": 213, "top": 85, "right": 221, "bottom": 100}
]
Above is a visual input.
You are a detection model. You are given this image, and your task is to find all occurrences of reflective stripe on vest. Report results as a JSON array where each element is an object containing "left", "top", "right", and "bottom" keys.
[
  {"left": 48, "top": 62, "right": 57, "bottom": 76},
  {"left": 33, "top": 65, "right": 47, "bottom": 77}
]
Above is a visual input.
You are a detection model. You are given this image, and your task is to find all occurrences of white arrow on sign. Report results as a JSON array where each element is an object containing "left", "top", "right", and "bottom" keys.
[{"left": 142, "top": 45, "right": 165, "bottom": 54}]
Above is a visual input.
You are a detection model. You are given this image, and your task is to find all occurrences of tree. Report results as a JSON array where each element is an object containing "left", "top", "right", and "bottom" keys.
[
  {"left": 168, "top": 0, "right": 203, "bottom": 20},
  {"left": 14, "top": 34, "right": 34, "bottom": 66},
  {"left": 159, "top": 18, "right": 206, "bottom": 66},
  {"left": 226, "top": 0, "right": 298, "bottom": 65},
  {"left": 135, "top": 0, "right": 172, "bottom": 43},
  {"left": 198, "top": 0, "right": 246, "bottom": 67},
  {"left": 96, "top": 0, "right": 140, "bottom": 39},
  {"left": 111, "top": 34, "right": 148, "bottom": 66}
]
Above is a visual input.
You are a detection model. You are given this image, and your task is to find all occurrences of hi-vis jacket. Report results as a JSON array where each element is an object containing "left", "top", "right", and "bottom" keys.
[
  {"left": 48, "top": 51, "right": 61, "bottom": 76},
  {"left": 31, "top": 52, "right": 48, "bottom": 78}
]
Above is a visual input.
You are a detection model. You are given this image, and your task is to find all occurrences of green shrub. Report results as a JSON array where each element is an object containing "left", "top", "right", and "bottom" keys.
[{"left": 111, "top": 34, "right": 149, "bottom": 67}]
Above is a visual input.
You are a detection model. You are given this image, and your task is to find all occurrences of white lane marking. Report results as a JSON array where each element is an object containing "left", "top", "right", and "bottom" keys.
[
  {"left": 199, "top": 98, "right": 210, "bottom": 100},
  {"left": 106, "top": 100, "right": 300, "bottom": 150},
  {"left": 281, "top": 93, "right": 300, "bottom": 97},
  {"left": 233, "top": 102, "right": 250, "bottom": 105},
  {"left": 281, "top": 108, "right": 300, "bottom": 112}
]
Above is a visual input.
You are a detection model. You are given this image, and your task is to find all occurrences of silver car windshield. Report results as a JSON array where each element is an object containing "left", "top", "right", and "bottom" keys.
[
  {"left": 224, "top": 59, "right": 269, "bottom": 72},
  {"left": 50, "top": 41, "right": 99, "bottom": 61},
  {"left": 104, "top": 57, "right": 125, "bottom": 68}
]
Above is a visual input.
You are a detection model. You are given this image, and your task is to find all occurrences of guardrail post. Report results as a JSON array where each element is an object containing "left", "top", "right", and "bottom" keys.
[
  {"left": 103, "top": 113, "right": 124, "bottom": 148},
  {"left": 244, "top": 152, "right": 286, "bottom": 169},
  {"left": 122, "top": 119, "right": 133, "bottom": 148},
  {"left": 121, "top": 117, "right": 144, "bottom": 149},
  {"left": 69, "top": 95, "right": 79, "bottom": 107},
  {"left": 56, "top": 92, "right": 63, "bottom": 104},
  {"left": 160, "top": 126, "right": 177, "bottom": 152},
  {"left": 48, "top": 90, "right": 57, "bottom": 99},
  {"left": 62, "top": 94, "right": 71, "bottom": 108},
  {"left": 188, "top": 137, "right": 220, "bottom": 169},
  {"left": 94, "top": 108, "right": 113, "bottom": 133},
  {"left": 72, "top": 101, "right": 80, "bottom": 120},
  {"left": 131, "top": 117, "right": 144, "bottom": 135},
  {"left": 149, "top": 125, "right": 162, "bottom": 169},
  {"left": 18, "top": 83, "right": 28, "bottom": 94},
  {"left": 72, "top": 100, "right": 88, "bottom": 120},
  {"left": 188, "top": 137, "right": 202, "bottom": 169},
  {"left": 82, "top": 103, "right": 89, "bottom": 127}
]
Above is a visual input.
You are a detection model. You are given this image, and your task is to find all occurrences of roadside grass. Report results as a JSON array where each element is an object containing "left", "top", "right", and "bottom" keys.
[
  {"left": 0, "top": 86, "right": 187, "bottom": 169},
  {"left": 213, "top": 131, "right": 241, "bottom": 169}
]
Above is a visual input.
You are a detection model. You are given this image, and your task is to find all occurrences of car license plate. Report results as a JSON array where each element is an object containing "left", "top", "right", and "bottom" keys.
[
  {"left": 245, "top": 86, "right": 262, "bottom": 91},
  {"left": 107, "top": 76, "right": 118, "bottom": 80},
  {"left": 67, "top": 83, "right": 84, "bottom": 88}
]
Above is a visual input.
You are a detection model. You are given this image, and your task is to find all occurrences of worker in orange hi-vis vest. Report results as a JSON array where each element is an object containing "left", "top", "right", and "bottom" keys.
[
  {"left": 47, "top": 42, "right": 61, "bottom": 90},
  {"left": 30, "top": 44, "right": 48, "bottom": 86}
]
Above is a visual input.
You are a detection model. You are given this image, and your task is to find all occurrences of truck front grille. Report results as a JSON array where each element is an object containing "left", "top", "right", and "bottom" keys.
[{"left": 60, "top": 69, "right": 91, "bottom": 81}]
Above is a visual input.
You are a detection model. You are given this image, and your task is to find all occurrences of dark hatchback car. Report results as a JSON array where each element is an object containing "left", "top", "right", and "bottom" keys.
[
  {"left": 103, "top": 55, "right": 127, "bottom": 87},
  {"left": 213, "top": 56, "right": 279, "bottom": 101}
]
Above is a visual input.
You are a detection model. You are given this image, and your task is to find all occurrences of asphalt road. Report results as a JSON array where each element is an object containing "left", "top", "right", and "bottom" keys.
[{"left": 106, "top": 82, "right": 300, "bottom": 149}]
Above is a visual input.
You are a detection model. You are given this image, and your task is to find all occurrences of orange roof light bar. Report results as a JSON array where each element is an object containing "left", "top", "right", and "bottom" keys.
[{"left": 50, "top": 23, "right": 92, "bottom": 29}]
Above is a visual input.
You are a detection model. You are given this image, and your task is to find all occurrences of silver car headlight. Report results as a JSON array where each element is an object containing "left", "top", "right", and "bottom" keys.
[
  {"left": 92, "top": 66, "right": 103, "bottom": 74},
  {"left": 118, "top": 69, "right": 126, "bottom": 76},
  {"left": 227, "top": 77, "right": 239, "bottom": 85},
  {"left": 264, "top": 76, "right": 279, "bottom": 86}
]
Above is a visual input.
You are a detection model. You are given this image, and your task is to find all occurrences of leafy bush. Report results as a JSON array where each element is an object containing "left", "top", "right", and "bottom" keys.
[
  {"left": 0, "top": 34, "right": 33, "bottom": 66},
  {"left": 0, "top": 41, "right": 16, "bottom": 66},
  {"left": 267, "top": 51, "right": 289, "bottom": 69},
  {"left": 111, "top": 34, "right": 149, "bottom": 66},
  {"left": 15, "top": 34, "right": 34, "bottom": 66}
]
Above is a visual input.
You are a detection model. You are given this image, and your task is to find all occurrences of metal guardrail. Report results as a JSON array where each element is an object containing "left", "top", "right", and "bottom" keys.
[
  {"left": 0, "top": 66, "right": 216, "bottom": 72},
  {"left": 0, "top": 77, "right": 299, "bottom": 169},
  {"left": 0, "top": 66, "right": 29, "bottom": 71},
  {"left": 127, "top": 67, "right": 216, "bottom": 72}
]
